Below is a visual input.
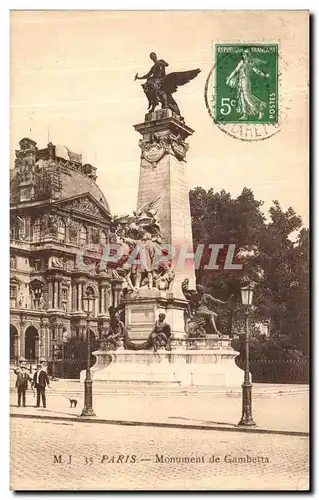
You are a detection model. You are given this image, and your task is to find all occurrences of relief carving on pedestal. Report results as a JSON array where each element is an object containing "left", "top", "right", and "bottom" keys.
[
  {"left": 139, "top": 133, "right": 165, "bottom": 169},
  {"left": 139, "top": 132, "right": 189, "bottom": 169},
  {"left": 166, "top": 133, "right": 189, "bottom": 161}
]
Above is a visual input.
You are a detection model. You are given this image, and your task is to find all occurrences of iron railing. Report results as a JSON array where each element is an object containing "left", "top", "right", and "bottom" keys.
[
  {"left": 47, "top": 356, "right": 96, "bottom": 379},
  {"left": 235, "top": 357, "right": 309, "bottom": 384}
]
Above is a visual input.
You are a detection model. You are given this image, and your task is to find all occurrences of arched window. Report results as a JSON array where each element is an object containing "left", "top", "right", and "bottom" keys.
[
  {"left": 100, "top": 230, "right": 107, "bottom": 245},
  {"left": 84, "top": 286, "right": 96, "bottom": 316},
  {"left": 79, "top": 225, "right": 87, "bottom": 247},
  {"left": 58, "top": 219, "right": 66, "bottom": 243},
  {"left": 86, "top": 286, "right": 95, "bottom": 297},
  {"left": 32, "top": 219, "right": 40, "bottom": 242}
]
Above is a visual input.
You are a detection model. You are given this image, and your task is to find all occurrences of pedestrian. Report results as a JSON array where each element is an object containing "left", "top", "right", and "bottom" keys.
[
  {"left": 14, "top": 365, "right": 33, "bottom": 407},
  {"left": 33, "top": 363, "right": 50, "bottom": 408}
]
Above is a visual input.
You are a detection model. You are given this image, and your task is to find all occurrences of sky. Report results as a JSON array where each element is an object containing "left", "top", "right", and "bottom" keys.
[{"left": 10, "top": 10, "right": 309, "bottom": 225}]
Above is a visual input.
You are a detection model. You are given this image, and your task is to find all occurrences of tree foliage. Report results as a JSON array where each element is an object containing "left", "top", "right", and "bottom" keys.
[{"left": 189, "top": 187, "right": 309, "bottom": 355}]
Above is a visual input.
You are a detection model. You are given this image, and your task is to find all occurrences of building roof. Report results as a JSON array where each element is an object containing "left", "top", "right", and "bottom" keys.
[
  {"left": 59, "top": 168, "right": 110, "bottom": 213},
  {"left": 11, "top": 138, "right": 111, "bottom": 213}
]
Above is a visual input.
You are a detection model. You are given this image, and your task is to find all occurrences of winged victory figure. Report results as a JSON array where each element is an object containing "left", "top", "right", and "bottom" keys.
[{"left": 135, "top": 52, "right": 201, "bottom": 116}]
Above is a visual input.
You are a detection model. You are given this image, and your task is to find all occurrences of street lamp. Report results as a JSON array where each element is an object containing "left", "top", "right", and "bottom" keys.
[
  {"left": 238, "top": 281, "right": 256, "bottom": 426},
  {"left": 81, "top": 289, "right": 96, "bottom": 417}
]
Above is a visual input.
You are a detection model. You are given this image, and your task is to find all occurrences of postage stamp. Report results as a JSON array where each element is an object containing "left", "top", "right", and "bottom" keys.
[
  {"left": 215, "top": 44, "right": 278, "bottom": 125},
  {"left": 204, "top": 43, "right": 284, "bottom": 142}
]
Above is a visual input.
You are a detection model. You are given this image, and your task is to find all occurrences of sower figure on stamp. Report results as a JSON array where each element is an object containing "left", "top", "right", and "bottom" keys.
[
  {"left": 14, "top": 364, "right": 33, "bottom": 407},
  {"left": 33, "top": 362, "right": 50, "bottom": 408},
  {"left": 226, "top": 48, "right": 269, "bottom": 121}
]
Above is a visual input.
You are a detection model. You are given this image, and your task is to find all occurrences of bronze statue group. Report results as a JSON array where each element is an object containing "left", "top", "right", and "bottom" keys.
[
  {"left": 100, "top": 306, "right": 172, "bottom": 353},
  {"left": 100, "top": 279, "right": 225, "bottom": 353}
]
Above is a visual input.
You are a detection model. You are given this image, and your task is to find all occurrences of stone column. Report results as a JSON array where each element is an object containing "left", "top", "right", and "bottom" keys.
[
  {"left": 59, "top": 323, "right": 64, "bottom": 344},
  {"left": 54, "top": 281, "right": 59, "bottom": 309},
  {"left": 35, "top": 335, "right": 39, "bottom": 363},
  {"left": 105, "top": 286, "right": 111, "bottom": 314},
  {"left": 20, "top": 327, "right": 25, "bottom": 358},
  {"left": 48, "top": 281, "right": 53, "bottom": 309},
  {"left": 68, "top": 284, "right": 72, "bottom": 312},
  {"left": 47, "top": 326, "right": 50, "bottom": 360},
  {"left": 14, "top": 334, "right": 19, "bottom": 365},
  {"left": 78, "top": 282, "right": 83, "bottom": 311},
  {"left": 111, "top": 281, "right": 122, "bottom": 308},
  {"left": 134, "top": 108, "right": 196, "bottom": 297},
  {"left": 42, "top": 325, "right": 47, "bottom": 360},
  {"left": 19, "top": 315, "right": 25, "bottom": 358},
  {"left": 99, "top": 286, "right": 105, "bottom": 314},
  {"left": 71, "top": 283, "right": 77, "bottom": 311},
  {"left": 58, "top": 280, "right": 62, "bottom": 310},
  {"left": 94, "top": 295, "right": 98, "bottom": 317}
]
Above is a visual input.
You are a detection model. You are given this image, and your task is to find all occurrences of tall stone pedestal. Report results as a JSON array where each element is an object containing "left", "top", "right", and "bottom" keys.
[
  {"left": 126, "top": 109, "right": 197, "bottom": 341},
  {"left": 134, "top": 108, "right": 196, "bottom": 299},
  {"left": 123, "top": 288, "right": 186, "bottom": 341}
]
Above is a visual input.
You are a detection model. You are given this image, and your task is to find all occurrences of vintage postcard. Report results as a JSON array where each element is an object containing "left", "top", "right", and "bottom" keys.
[{"left": 10, "top": 10, "right": 309, "bottom": 491}]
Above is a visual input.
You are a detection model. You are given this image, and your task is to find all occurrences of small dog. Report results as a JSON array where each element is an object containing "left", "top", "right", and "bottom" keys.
[{"left": 68, "top": 398, "right": 78, "bottom": 408}]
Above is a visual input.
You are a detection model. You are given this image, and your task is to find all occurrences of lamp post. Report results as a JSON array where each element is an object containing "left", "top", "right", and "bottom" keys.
[
  {"left": 81, "top": 290, "right": 96, "bottom": 417},
  {"left": 238, "top": 282, "right": 256, "bottom": 426}
]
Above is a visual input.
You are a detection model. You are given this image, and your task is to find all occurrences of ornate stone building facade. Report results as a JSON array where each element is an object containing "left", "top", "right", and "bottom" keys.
[{"left": 10, "top": 138, "right": 122, "bottom": 366}]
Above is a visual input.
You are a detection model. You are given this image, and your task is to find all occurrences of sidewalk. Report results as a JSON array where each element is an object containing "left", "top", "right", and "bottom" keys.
[{"left": 10, "top": 380, "right": 309, "bottom": 436}]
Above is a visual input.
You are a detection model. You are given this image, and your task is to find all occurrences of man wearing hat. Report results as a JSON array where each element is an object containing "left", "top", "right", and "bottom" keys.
[
  {"left": 33, "top": 363, "right": 50, "bottom": 408},
  {"left": 13, "top": 364, "right": 33, "bottom": 407}
]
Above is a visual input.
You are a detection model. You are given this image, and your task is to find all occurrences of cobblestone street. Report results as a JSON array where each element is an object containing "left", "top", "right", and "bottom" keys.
[
  {"left": 9, "top": 383, "right": 309, "bottom": 433},
  {"left": 10, "top": 418, "right": 309, "bottom": 491}
]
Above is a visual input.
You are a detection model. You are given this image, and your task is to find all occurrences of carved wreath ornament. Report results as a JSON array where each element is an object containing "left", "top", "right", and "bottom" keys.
[{"left": 139, "top": 132, "right": 189, "bottom": 169}]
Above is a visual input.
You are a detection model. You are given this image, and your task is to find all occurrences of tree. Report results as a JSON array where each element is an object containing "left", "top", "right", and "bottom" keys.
[
  {"left": 189, "top": 188, "right": 309, "bottom": 355},
  {"left": 189, "top": 186, "right": 266, "bottom": 333}
]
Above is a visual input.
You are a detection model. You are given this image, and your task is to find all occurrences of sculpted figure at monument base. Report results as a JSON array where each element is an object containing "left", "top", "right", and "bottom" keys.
[
  {"left": 100, "top": 307, "right": 172, "bottom": 353},
  {"left": 182, "top": 279, "right": 226, "bottom": 337}
]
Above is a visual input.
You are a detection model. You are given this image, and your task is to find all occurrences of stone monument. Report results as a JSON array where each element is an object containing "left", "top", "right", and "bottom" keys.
[
  {"left": 84, "top": 53, "right": 243, "bottom": 388},
  {"left": 123, "top": 107, "right": 197, "bottom": 341}
]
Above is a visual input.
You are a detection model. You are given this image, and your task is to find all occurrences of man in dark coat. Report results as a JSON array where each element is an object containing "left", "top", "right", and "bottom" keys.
[
  {"left": 14, "top": 365, "right": 33, "bottom": 407},
  {"left": 33, "top": 363, "right": 50, "bottom": 408}
]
